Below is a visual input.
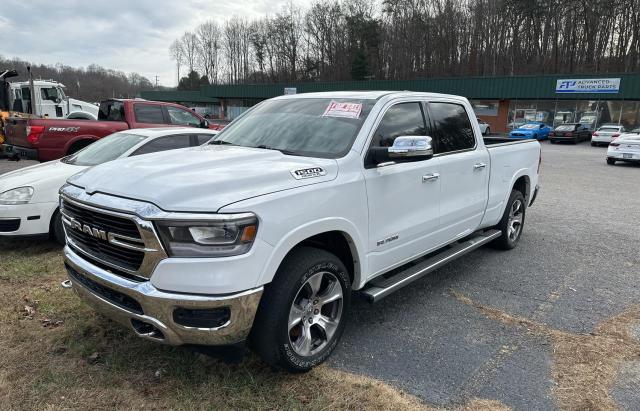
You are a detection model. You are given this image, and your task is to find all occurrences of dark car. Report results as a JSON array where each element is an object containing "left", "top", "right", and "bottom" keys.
[{"left": 549, "top": 123, "right": 591, "bottom": 144}]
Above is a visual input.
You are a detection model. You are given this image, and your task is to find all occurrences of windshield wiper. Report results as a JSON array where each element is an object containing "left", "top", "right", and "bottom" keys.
[{"left": 252, "top": 145, "right": 299, "bottom": 156}]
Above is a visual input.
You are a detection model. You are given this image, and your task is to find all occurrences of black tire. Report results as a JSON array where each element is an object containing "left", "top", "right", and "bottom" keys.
[
  {"left": 490, "top": 190, "right": 526, "bottom": 250},
  {"left": 573, "top": 137, "right": 578, "bottom": 144},
  {"left": 550, "top": 139, "right": 556, "bottom": 144},
  {"left": 591, "top": 142, "right": 596, "bottom": 147},
  {"left": 607, "top": 158, "right": 616, "bottom": 165},
  {"left": 251, "top": 246, "right": 351, "bottom": 372},
  {"left": 50, "top": 210, "right": 65, "bottom": 245},
  {"left": 533, "top": 134, "right": 538, "bottom": 140}
]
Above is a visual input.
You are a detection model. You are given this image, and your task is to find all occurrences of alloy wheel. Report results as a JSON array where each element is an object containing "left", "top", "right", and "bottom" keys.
[{"left": 288, "top": 271, "right": 344, "bottom": 357}]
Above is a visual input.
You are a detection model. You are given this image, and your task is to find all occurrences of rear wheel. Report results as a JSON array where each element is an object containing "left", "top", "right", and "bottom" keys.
[
  {"left": 491, "top": 190, "right": 526, "bottom": 250},
  {"left": 533, "top": 134, "right": 538, "bottom": 140},
  {"left": 251, "top": 247, "right": 351, "bottom": 372},
  {"left": 591, "top": 142, "right": 596, "bottom": 147},
  {"left": 550, "top": 139, "right": 556, "bottom": 144},
  {"left": 607, "top": 158, "right": 616, "bottom": 165}
]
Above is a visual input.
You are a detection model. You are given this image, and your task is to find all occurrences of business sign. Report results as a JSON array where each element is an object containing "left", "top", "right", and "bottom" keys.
[
  {"left": 284, "top": 87, "right": 297, "bottom": 95},
  {"left": 556, "top": 78, "right": 620, "bottom": 94}
]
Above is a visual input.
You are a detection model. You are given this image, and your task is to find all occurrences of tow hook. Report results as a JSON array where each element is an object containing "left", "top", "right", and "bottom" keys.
[{"left": 61, "top": 279, "right": 73, "bottom": 289}]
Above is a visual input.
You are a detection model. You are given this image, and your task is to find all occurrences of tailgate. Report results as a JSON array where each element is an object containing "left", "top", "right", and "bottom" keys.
[{"left": 4, "top": 117, "right": 29, "bottom": 147}]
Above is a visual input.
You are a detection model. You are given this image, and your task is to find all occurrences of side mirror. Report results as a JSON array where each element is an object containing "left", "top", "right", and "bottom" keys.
[
  {"left": 388, "top": 136, "right": 434, "bottom": 160},
  {"left": 200, "top": 119, "right": 209, "bottom": 128}
]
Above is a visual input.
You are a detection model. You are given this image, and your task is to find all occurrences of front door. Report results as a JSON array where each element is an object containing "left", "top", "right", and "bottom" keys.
[{"left": 363, "top": 102, "right": 443, "bottom": 279}]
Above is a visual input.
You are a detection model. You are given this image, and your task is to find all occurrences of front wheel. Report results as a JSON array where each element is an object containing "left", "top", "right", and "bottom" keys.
[
  {"left": 251, "top": 247, "right": 351, "bottom": 372},
  {"left": 491, "top": 190, "right": 526, "bottom": 250},
  {"left": 51, "top": 210, "right": 65, "bottom": 245}
]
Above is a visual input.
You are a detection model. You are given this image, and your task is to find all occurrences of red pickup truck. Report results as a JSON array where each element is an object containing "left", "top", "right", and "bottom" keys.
[{"left": 2, "top": 99, "right": 215, "bottom": 162}]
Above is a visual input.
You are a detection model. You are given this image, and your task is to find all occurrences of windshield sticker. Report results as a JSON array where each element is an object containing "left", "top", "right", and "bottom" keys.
[{"left": 322, "top": 101, "right": 363, "bottom": 119}]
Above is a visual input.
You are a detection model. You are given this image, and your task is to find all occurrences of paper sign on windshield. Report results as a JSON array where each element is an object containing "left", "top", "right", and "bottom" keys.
[{"left": 322, "top": 101, "right": 363, "bottom": 119}]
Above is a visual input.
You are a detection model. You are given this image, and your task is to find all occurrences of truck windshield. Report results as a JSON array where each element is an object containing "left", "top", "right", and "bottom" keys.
[
  {"left": 211, "top": 98, "right": 376, "bottom": 158},
  {"left": 62, "top": 132, "right": 147, "bottom": 166}
]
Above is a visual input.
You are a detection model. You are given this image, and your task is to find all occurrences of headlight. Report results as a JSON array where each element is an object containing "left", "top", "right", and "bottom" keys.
[
  {"left": 156, "top": 213, "right": 258, "bottom": 257},
  {"left": 0, "top": 187, "right": 34, "bottom": 205}
]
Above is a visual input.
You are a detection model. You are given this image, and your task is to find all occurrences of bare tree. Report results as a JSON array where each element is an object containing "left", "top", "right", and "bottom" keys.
[{"left": 196, "top": 21, "right": 222, "bottom": 84}]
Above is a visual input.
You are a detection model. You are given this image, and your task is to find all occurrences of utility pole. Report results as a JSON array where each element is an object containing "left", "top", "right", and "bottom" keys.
[{"left": 155, "top": 76, "right": 159, "bottom": 88}]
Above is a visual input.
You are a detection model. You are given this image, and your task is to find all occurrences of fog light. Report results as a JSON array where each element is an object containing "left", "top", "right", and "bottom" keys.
[{"left": 173, "top": 307, "right": 231, "bottom": 328}]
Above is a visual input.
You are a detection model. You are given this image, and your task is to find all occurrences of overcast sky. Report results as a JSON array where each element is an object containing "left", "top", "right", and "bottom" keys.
[{"left": 0, "top": 0, "right": 306, "bottom": 87}]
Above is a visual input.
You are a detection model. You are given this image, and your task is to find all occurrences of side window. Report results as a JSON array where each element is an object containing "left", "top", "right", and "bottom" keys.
[
  {"left": 428, "top": 102, "right": 475, "bottom": 154},
  {"left": 167, "top": 106, "right": 201, "bottom": 127},
  {"left": 131, "top": 135, "right": 191, "bottom": 156},
  {"left": 40, "top": 87, "right": 59, "bottom": 101},
  {"left": 369, "top": 102, "right": 427, "bottom": 149},
  {"left": 134, "top": 104, "right": 165, "bottom": 124},
  {"left": 196, "top": 134, "right": 214, "bottom": 145}
]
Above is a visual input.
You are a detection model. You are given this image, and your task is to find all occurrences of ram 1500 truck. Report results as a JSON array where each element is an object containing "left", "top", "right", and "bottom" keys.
[
  {"left": 59, "top": 91, "right": 541, "bottom": 372},
  {"left": 2, "top": 99, "right": 214, "bottom": 162}
]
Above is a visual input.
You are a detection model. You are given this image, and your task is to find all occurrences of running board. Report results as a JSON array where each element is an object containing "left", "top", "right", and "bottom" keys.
[{"left": 360, "top": 229, "right": 502, "bottom": 303}]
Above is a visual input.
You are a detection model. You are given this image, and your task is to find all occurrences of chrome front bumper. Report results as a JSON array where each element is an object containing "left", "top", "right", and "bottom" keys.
[{"left": 64, "top": 246, "right": 263, "bottom": 346}]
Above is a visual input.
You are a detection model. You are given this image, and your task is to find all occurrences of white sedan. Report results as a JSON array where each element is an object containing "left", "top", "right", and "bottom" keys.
[
  {"left": 0, "top": 127, "right": 218, "bottom": 243},
  {"left": 592, "top": 125, "right": 625, "bottom": 146},
  {"left": 607, "top": 131, "right": 640, "bottom": 165}
]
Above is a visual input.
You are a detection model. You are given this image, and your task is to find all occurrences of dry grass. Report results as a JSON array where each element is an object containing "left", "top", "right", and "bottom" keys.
[
  {"left": 0, "top": 239, "right": 508, "bottom": 411},
  {"left": 451, "top": 290, "right": 640, "bottom": 411}
]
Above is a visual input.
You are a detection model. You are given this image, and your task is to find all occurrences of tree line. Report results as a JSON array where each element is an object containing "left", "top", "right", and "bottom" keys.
[
  {"left": 0, "top": 56, "right": 155, "bottom": 102},
  {"left": 170, "top": 0, "right": 640, "bottom": 87}
]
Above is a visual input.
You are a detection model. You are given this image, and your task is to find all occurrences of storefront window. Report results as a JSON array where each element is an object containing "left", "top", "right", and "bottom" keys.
[
  {"left": 508, "top": 100, "right": 538, "bottom": 129},
  {"left": 470, "top": 100, "right": 499, "bottom": 116},
  {"left": 620, "top": 101, "right": 640, "bottom": 130},
  {"left": 597, "top": 101, "right": 623, "bottom": 127},
  {"left": 575, "top": 100, "right": 601, "bottom": 130},
  {"left": 535, "top": 100, "right": 556, "bottom": 126}
]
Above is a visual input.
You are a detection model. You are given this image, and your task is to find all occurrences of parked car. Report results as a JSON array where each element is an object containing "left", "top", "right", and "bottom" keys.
[
  {"left": 1, "top": 99, "right": 216, "bottom": 162},
  {"left": 618, "top": 127, "right": 640, "bottom": 139},
  {"left": 476, "top": 118, "right": 490, "bottom": 135},
  {"left": 607, "top": 133, "right": 640, "bottom": 165},
  {"left": 59, "top": 91, "right": 541, "bottom": 372},
  {"left": 0, "top": 127, "right": 218, "bottom": 243},
  {"left": 591, "top": 125, "right": 626, "bottom": 146},
  {"left": 548, "top": 123, "right": 591, "bottom": 144},
  {"left": 509, "top": 122, "right": 551, "bottom": 140}
]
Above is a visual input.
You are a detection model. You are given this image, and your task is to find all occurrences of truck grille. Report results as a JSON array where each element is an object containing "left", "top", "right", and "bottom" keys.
[{"left": 62, "top": 199, "right": 145, "bottom": 272}]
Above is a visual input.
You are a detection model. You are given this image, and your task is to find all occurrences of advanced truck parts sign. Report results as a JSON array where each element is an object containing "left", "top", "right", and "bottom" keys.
[{"left": 556, "top": 78, "right": 620, "bottom": 94}]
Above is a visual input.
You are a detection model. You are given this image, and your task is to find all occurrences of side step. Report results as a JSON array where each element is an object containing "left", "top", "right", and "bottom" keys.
[{"left": 360, "top": 229, "right": 502, "bottom": 303}]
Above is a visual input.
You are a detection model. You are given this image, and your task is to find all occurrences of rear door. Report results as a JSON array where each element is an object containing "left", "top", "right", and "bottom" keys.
[{"left": 426, "top": 100, "right": 489, "bottom": 241}]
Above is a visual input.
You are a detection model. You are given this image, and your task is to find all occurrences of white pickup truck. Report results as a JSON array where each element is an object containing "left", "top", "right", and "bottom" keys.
[{"left": 60, "top": 91, "right": 541, "bottom": 371}]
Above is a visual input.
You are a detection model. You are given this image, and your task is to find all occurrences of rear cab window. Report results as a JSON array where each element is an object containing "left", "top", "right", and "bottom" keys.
[
  {"left": 98, "top": 100, "right": 125, "bottom": 121},
  {"left": 427, "top": 102, "right": 476, "bottom": 154}
]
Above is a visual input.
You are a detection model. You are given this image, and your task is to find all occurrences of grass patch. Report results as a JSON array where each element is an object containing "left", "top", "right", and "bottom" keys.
[{"left": 2, "top": 239, "right": 508, "bottom": 410}]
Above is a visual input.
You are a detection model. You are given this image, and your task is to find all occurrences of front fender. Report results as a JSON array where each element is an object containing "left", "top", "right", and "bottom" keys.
[{"left": 257, "top": 217, "right": 366, "bottom": 290}]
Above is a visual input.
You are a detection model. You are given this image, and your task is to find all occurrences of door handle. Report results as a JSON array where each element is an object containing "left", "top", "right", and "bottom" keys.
[
  {"left": 422, "top": 173, "right": 440, "bottom": 182},
  {"left": 473, "top": 163, "right": 487, "bottom": 170}
]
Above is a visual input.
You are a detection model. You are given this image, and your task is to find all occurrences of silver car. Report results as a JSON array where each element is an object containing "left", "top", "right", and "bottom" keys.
[{"left": 607, "top": 130, "right": 640, "bottom": 165}]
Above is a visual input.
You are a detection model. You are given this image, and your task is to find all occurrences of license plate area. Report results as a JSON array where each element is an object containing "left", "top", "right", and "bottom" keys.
[{"left": 623, "top": 153, "right": 633, "bottom": 159}]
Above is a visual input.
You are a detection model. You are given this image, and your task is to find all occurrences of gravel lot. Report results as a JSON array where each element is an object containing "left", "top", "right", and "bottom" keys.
[{"left": 1, "top": 142, "right": 639, "bottom": 409}]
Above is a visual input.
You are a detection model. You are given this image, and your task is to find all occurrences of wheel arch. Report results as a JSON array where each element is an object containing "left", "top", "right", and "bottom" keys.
[
  {"left": 64, "top": 136, "right": 97, "bottom": 155},
  {"left": 259, "top": 220, "right": 365, "bottom": 290}
]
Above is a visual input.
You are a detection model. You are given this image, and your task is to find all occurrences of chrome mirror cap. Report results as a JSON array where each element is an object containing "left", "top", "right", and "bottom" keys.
[{"left": 388, "top": 136, "right": 434, "bottom": 158}]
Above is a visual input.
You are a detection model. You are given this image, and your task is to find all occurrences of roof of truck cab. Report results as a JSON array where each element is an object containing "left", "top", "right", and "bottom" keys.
[{"left": 272, "top": 91, "right": 468, "bottom": 101}]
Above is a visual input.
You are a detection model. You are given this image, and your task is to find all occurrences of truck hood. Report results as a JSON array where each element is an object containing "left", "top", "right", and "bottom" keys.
[
  {"left": 68, "top": 98, "right": 99, "bottom": 117},
  {"left": 68, "top": 145, "right": 339, "bottom": 212}
]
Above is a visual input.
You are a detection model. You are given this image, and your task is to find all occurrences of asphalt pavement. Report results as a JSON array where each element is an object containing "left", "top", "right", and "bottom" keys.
[{"left": 331, "top": 141, "right": 640, "bottom": 409}]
